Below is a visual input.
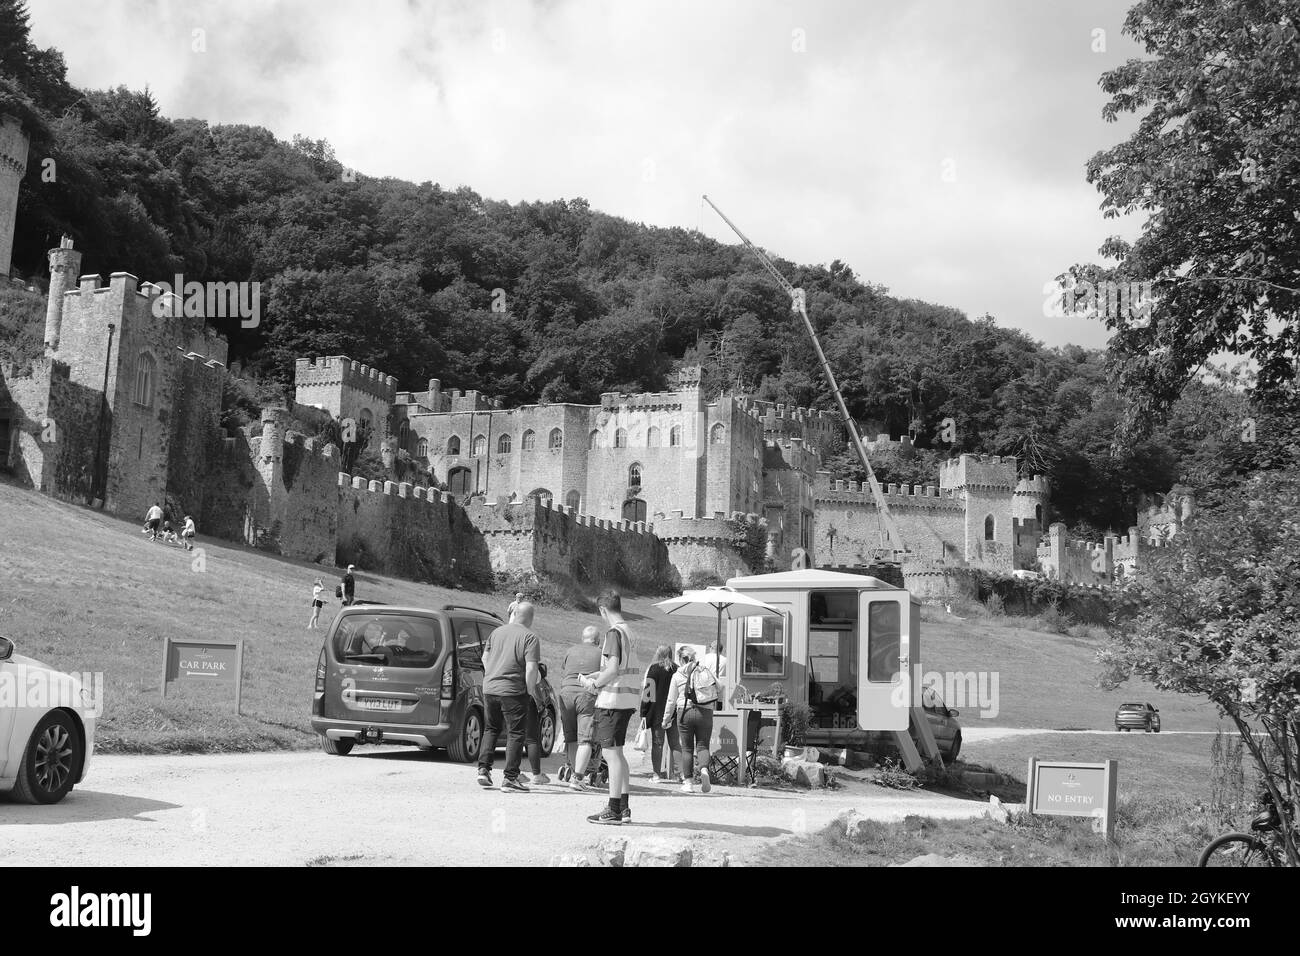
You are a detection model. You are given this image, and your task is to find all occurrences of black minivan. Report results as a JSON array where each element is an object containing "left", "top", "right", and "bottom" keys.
[{"left": 311, "top": 603, "right": 558, "bottom": 762}]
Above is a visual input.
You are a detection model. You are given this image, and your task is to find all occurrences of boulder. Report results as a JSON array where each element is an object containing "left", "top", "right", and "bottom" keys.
[
  {"left": 692, "top": 846, "right": 731, "bottom": 867},
  {"left": 782, "top": 757, "right": 826, "bottom": 788},
  {"left": 597, "top": 838, "right": 627, "bottom": 867},
  {"left": 837, "top": 808, "right": 877, "bottom": 842},
  {"left": 986, "top": 794, "right": 1009, "bottom": 824},
  {"left": 623, "top": 837, "right": 693, "bottom": 867}
]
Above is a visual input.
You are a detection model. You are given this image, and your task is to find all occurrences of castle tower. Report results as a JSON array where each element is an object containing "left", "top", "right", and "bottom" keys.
[
  {"left": 0, "top": 114, "right": 30, "bottom": 277},
  {"left": 44, "top": 235, "right": 82, "bottom": 353}
]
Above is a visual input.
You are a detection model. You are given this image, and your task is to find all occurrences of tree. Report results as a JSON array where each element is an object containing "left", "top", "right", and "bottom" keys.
[
  {"left": 1099, "top": 462, "right": 1300, "bottom": 863},
  {"left": 1065, "top": 0, "right": 1300, "bottom": 442}
]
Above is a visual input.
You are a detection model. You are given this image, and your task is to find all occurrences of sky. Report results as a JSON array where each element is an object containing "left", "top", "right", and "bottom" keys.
[{"left": 29, "top": 0, "right": 1151, "bottom": 349}]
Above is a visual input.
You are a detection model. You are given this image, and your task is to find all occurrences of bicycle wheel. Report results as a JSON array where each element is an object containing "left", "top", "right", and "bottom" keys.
[{"left": 1197, "top": 832, "right": 1278, "bottom": 867}]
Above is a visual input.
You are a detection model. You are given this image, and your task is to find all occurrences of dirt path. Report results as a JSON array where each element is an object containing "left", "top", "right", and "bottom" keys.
[{"left": 0, "top": 751, "right": 989, "bottom": 866}]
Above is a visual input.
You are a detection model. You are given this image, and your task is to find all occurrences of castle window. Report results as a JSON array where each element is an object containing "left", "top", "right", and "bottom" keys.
[
  {"left": 614, "top": 428, "right": 628, "bottom": 449},
  {"left": 565, "top": 490, "right": 581, "bottom": 511},
  {"left": 647, "top": 426, "right": 661, "bottom": 447},
  {"left": 472, "top": 434, "right": 487, "bottom": 456},
  {"left": 589, "top": 430, "right": 600, "bottom": 449},
  {"left": 549, "top": 428, "right": 563, "bottom": 450},
  {"left": 360, "top": 407, "right": 373, "bottom": 427},
  {"left": 416, "top": 438, "right": 428, "bottom": 458},
  {"left": 398, "top": 420, "right": 409, "bottom": 451},
  {"left": 984, "top": 514, "right": 995, "bottom": 541},
  {"left": 710, "top": 423, "right": 726, "bottom": 444},
  {"left": 133, "top": 352, "right": 156, "bottom": 407},
  {"left": 498, "top": 433, "right": 512, "bottom": 454},
  {"left": 447, "top": 436, "right": 461, "bottom": 456},
  {"left": 669, "top": 424, "right": 681, "bottom": 447},
  {"left": 1035, "top": 504, "right": 1043, "bottom": 523},
  {"left": 522, "top": 429, "right": 536, "bottom": 451},
  {"left": 629, "top": 463, "right": 642, "bottom": 489}
]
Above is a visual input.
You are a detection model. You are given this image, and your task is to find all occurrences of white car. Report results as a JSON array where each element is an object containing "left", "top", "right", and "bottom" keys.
[{"left": 0, "top": 636, "right": 97, "bottom": 804}]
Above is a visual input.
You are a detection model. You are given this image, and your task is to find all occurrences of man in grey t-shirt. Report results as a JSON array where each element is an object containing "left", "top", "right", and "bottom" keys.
[{"left": 477, "top": 602, "right": 541, "bottom": 792}]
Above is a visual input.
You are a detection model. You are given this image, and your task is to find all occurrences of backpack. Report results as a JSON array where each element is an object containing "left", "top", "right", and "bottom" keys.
[
  {"left": 335, "top": 584, "right": 343, "bottom": 599},
  {"left": 684, "top": 662, "right": 719, "bottom": 707}
]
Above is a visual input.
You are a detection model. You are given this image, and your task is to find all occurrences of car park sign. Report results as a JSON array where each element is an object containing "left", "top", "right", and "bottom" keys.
[
  {"left": 1027, "top": 758, "right": 1117, "bottom": 837},
  {"left": 162, "top": 638, "right": 244, "bottom": 712}
]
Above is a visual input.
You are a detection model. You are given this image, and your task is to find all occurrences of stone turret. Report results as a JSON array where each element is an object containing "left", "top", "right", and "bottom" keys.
[
  {"left": 44, "top": 236, "right": 82, "bottom": 353},
  {"left": 0, "top": 113, "right": 29, "bottom": 277}
]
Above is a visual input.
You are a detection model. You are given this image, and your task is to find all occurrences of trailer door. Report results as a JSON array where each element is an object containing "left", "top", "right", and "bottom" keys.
[{"left": 857, "top": 592, "right": 910, "bottom": 731}]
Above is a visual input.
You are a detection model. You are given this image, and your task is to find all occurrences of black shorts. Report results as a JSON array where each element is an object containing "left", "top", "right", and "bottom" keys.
[
  {"left": 312, "top": 600, "right": 324, "bottom": 609},
  {"left": 146, "top": 518, "right": 161, "bottom": 531},
  {"left": 593, "top": 707, "right": 636, "bottom": 748}
]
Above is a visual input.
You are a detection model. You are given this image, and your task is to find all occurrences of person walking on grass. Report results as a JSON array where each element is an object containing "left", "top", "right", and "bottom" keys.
[
  {"left": 507, "top": 591, "right": 525, "bottom": 619},
  {"left": 342, "top": 565, "right": 356, "bottom": 606},
  {"left": 144, "top": 502, "right": 163, "bottom": 541},
  {"left": 663, "top": 646, "right": 718, "bottom": 794},
  {"left": 561, "top": 626, "right": 603, "bottom": 791},
  {"left": 580, "top": 590, "right": 640, "bottom": 825},
  {"left": 309, "top": 579, "right": 327, "bottom": 630},
  {"left": 642, "top": 644, "right": 681, "bottom": 783},
  {"left": 476, "top": 601, "right": 541, "bottom": 793},
  {"left": 181, "top": 515, "right": 196, "bottom": 551}
]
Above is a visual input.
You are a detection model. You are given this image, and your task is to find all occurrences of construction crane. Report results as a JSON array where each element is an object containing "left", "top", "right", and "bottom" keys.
[{"left": 702, "top": 194, "right": 909, "bottom": 565}]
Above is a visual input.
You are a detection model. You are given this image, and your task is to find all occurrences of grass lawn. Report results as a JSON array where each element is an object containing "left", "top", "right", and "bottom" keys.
[{"left": 0, "top": 482, "right": 713, "bottom": 753}]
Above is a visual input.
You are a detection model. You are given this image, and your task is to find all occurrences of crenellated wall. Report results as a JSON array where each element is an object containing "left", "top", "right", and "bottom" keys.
[{"left": 652, "top": 510, "right": 760, "bottom": 586}]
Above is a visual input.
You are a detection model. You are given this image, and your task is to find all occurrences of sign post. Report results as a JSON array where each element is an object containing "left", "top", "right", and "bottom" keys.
[
  {"left": 161, "top": 637, "right": 244, "bottom": 713},
  {"left": 1026, "top": 758, "right": 1118, "bottom": 837}
]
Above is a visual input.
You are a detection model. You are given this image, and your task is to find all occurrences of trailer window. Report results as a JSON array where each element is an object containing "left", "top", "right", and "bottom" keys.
[
  {"left": 867, "top": 602, "right": 900, "bottom": 683},
  {"left": 742, "top": 610, "right": 787, "bottom": 678}
]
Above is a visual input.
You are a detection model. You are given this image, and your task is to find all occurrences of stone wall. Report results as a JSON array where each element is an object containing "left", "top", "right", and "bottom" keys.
[
  {"left": 813, "top": 477, "right": 966, "bottom": 565},
  {"left": 0, "top": 358, "right": 101, "bottom": 501},
  {"left": 466, "top": 498, "right": 672, "bottom": 591},
  {"left": 337, "top": 477, "right": 492, "bottom": 589},
  {"left": 652, "top": 512, "right": 756, "bottom": 587}
]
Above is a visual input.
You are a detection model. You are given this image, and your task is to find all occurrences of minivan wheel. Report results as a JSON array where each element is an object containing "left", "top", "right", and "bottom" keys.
[
  {"left": 12, "top": 711, "right": 82, "bottom": 805},
  {"left": 448, "top": 708, "right": 483, "bottom": 763},
  {"left": 320, "top": 734, "right": 354, "bottom": 756},
  {"left": 540, "top": 707, "right": 557, "bottom": 757}
]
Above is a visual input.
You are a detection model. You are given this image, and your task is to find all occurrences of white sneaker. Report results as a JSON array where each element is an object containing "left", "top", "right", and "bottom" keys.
[
  {"left": 530, "top": 772, "right": 551, "bottom": 786},
  {"left": 569, "top": 777, "right": 589, "bottom": 792},
  {"left": 699, "top": 768, "right": 711, "bottom": 793},
  {"left": 680, "top": 780, "right": 695, "bottom": 794}
]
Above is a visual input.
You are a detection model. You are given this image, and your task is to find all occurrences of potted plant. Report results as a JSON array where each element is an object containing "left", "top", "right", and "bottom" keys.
[{"left": 780, "top": 702, "right": 812, "bottom": 759}]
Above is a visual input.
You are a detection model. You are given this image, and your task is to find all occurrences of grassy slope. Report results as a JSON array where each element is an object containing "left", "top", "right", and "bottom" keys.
[{"left": 0, "top": 480, "right": 1220, "bottom": 757}]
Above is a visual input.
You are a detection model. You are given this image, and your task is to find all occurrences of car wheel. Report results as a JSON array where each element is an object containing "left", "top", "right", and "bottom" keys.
[
  {"left": 12, "top": 711, "right": 82, "bottom": 805},
  {"left": 540, "top": 707, "right": 557, "bottom": 757},
  {"left": 1153, "top": 719, "right": 1161, "bottom": 733},
  {"left": 320, "top": 734, "right": 354, "bottom": 756},
  {"left": 447, "top": 708, "right": 483, "bottom": 763}
]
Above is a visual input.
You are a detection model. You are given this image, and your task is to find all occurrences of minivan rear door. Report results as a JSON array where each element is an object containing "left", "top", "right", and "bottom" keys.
[{"left": 326, "top": 611, "right": 447, "bottom": 725}]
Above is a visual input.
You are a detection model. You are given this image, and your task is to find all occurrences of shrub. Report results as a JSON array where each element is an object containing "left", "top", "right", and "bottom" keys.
[{"left": 873, "top": 757, "right": 920, "bottom": 790}]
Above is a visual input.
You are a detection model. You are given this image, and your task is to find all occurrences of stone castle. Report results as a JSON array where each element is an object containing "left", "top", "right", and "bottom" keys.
[{"left": 0, "top": 111, "right": 1185, "bottom": 593}]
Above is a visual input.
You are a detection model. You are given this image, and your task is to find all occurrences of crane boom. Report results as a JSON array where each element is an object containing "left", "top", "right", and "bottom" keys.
[{"left": 702, "top": 194, "right": 909, "bottom": 562}]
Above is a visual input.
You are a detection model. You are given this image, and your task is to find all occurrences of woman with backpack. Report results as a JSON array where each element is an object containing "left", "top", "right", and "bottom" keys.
[{"left": 661, "top": 646, "right": 717, "bottom": 794}]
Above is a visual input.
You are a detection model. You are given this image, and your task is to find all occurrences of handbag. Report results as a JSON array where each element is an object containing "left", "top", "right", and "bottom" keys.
[
  {"left": 335, "top": 584, "right": 343, "bottom": 599},
  {"left": 632, "top": 719, "right": 649, "bottom": 752}
]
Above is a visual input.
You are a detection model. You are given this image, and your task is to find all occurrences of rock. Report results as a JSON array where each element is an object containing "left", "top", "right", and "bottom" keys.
[
  {"left": 597, "top": 838, "right": 627, "bottom": 867},
  {"left": 892, "top": 853, "right": 984, "bottom": 867},
  {"left": 623, "top": 836, "right": 693, "bottom": 867},
  {"left": 692, "top": 846, "right": 731, "bottom": 867},
  {"left": 549, "top": 853, "right": 591, "bottom": 867},
  {"left": 987, "top": 794, "right": 1009, "bottom": 824},
  {"left": 781, "top": 757, "right": 827, "bottom": 788}
]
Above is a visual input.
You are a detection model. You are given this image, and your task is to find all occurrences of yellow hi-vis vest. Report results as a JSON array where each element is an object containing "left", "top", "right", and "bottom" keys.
[{"left": 595, "top": 622, "right": 641, "bottom": 711}]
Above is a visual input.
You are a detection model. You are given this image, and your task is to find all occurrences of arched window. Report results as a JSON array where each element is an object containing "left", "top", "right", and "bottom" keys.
[
  {"left": 522, "top": 429, "right": 536, "bottom": 451},
  {"left": 359, "top": 407, "right": 374, "bottom": 429},
  {"left": 416, "top": 438, "right": 428, "bottom": 458},
  {"left": 614, "top": 428, "right": 628, "bottom": 449},
  {"left": 398, "top": 420, "right": 409, "bottom": 451},
  {"left": 984, "top": 514, "right": 995, "bottom": 541},
  {"left": 472, "top": 434, "right": 487, "bottom": 456},
  {"left": 1035, "top": 504, "right": 1043, "bottom": 523},
  {"left": 629, "top": 463, "right": 642, "bottom": 489},
  {"left": 565, "top": 490, "right": 581, "bottom": 511},
  {"left": 647, "top": 426, "right": 661, "bottom": 447},
  {"left": 498, "top": 433, "right": 512, "bottom": 454},
  {"left": 710, "top": 423, "right": 726, "bottom": 444},
  {"left": 669, "top": 424, "right": 681, "bottom": 447},
  {"left": 589, "top": 430, "right": 600, "bottom": 449},
  {"left": 133, "top": 352, "right": 156, "bottom": 407},
  {"left": 446, "top": 435, "right": 461, "bottom": 456},
  {"left": 549, "top": 428, "right": 563, "bottom": 450},
  {"left": 528, "top": 487, "right": 553, "bottom": 505}
]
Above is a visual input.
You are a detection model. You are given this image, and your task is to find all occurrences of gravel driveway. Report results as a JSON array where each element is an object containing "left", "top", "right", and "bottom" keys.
[{"left": 0, "top": 750, "right": 989, "bottom": 866}]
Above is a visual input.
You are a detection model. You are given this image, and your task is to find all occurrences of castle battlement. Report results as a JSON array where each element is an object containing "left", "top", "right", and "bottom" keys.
[
  {"left": 939, "top": 453, "right": 1021, "bottom": 491},
  {"left": 650, "top": 510, "right": 761, "bottom": 543},
  {"left": 813, "top": 472, "right": 962, "bottom": 509},
  {"left": 295, "top": 355, "right": 398, "bottom": 404},
  {"left": 1015, "top": 476, "right": 1049, "bottom": 495}
]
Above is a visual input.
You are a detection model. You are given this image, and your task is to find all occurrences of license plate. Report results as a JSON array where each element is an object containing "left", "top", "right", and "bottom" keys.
[{"left": 360, "top": 698, "right": 402, "bottom": 711}]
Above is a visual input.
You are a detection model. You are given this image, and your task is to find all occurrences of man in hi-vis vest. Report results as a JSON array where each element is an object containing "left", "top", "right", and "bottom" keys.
[{"left": 580, "top": 590, "right": 640, "bottom": 825}]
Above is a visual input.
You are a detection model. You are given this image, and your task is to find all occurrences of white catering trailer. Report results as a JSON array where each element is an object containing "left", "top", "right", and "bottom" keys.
[{"left": 715, "top": 568, "right": 943, "bottom": 770}]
